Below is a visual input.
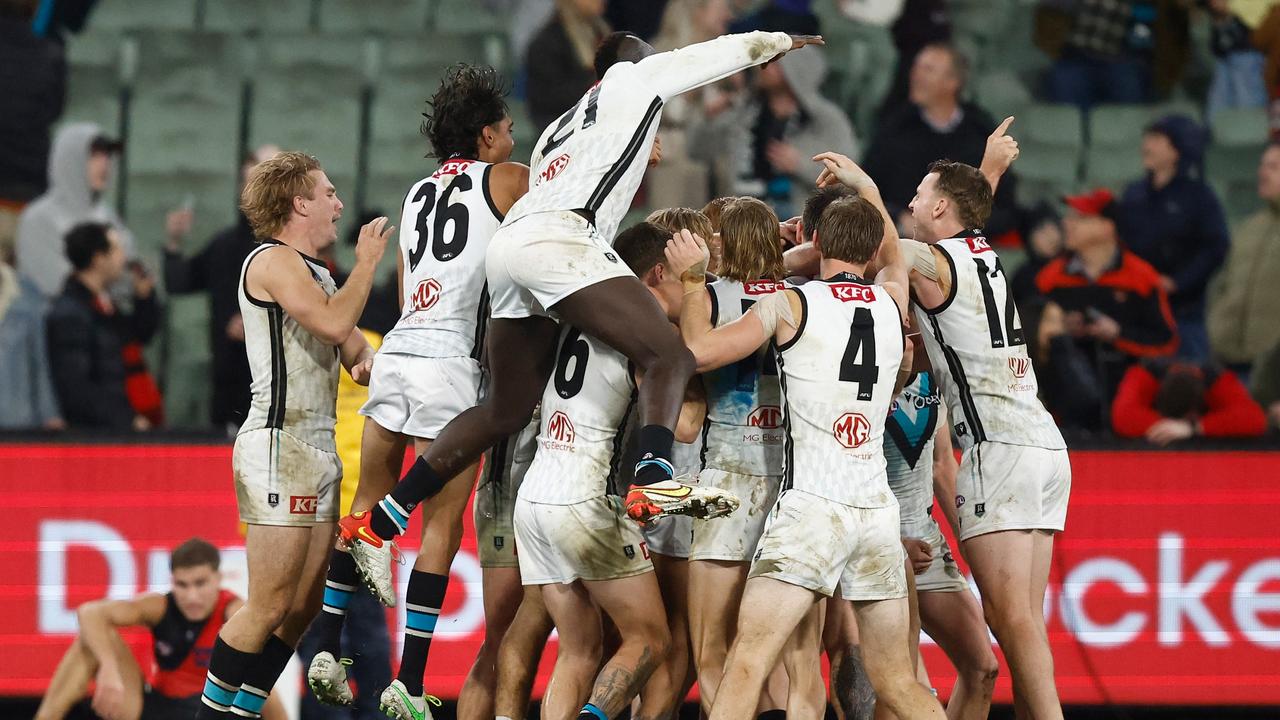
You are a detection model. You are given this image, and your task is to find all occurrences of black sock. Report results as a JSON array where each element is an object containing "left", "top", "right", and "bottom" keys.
[
  {"left": 370, "top": 457, "right": 448, "bottom": 539},
  {"left": 632, "top": 424, "right": 675, "bottom": 486},
  {"left": 757, "top": 711, "right": 787, "bottom": 720},
  {"left": 230, "top": 635, "right": 294, "bottom": 718},
  {"left": 195, "top": 636, "right": 256, "bottom": 718},
  {"left": 308, "top": 547, "right": 357, "bottom": 656},
  {"left": 396, "top": 570, "right": 449, "bottom": 696}
]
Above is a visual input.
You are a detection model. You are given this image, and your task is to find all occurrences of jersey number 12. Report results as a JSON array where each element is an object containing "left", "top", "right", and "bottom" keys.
[{"left": 974, "top": 258, "right": 1024, "bottom": 349}]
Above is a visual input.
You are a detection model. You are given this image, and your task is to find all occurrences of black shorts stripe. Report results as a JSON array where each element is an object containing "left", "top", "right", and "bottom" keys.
[
  {"left": 585, "top": 97, "right": 663, "bottom": 213},
  {"left": 926, "top": 314, "right": 986, "bottom": 443},
  {"left": 471, "top": 282, "right": 490, "bottom": 362},
  {"left": 265, "top": 306, "right": 286, "bottom": 429},
  {"left": 776, "top": 350, "right": 794, "bottom": 493}
]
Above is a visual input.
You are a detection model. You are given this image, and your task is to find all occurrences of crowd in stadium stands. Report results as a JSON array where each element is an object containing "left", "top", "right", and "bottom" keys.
[{"left": 1, "top": 0, "right": 1279, "bottom": 449}]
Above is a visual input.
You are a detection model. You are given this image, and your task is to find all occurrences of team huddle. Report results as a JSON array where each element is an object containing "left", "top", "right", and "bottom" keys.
[{"left": 196, "top": 28, "right": 1070, "bottom": 720}]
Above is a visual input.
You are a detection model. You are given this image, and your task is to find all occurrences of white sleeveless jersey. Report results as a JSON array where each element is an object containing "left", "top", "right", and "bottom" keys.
[
  {"left": 777, "top": 274, "right": 905, "bottom": 507},
  {"left": 237, "top": 241, "right": 340, "bottom": 451},
  {"left": 508, "top": 31, "right": 793, "bottom": 242},
  {"left": 701, "top": 279, "right": 785, "bottom": 476},
  {"left": 518, "top": 326, "right": 637, "bottom": 505},
  {"left": 915, "top": 235, "right": 1066, "bottom": 452},
  {"left": 379, "top": 158, "right": 503, "bottom": 359},
  {"left": 885, "top": 372, "right": 943, "bottom": 537}
]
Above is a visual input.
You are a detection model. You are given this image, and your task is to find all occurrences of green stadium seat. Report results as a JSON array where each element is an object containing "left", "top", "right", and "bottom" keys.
[
  {"left": 1211, "top": 177, "right": 1263, "bottom": 224},
  {"left": 1014, "top": 143, "right": 1080, "bottom": 205},
  {"left": 1211, "top": 107, "right": 1269, "bottom": 147},
  {"left": 90, "top": 0, "right": 196, "bottom": 30},
  {"left": 62, "top": 66, "right": 122, "bottom": 131},
  {"left": 201, "top": 0, "right": 315, "bottom": 32},
  {"left": 1083, "top": 145, "right": 1141, "bottom": 191},
  {"left": 251, "top": 75, "right": 363, "bottom": 178},
  {"left": 973, "top": 71, "right": 1033, "bottom": 120},
  {"left": 1087, "top": 104, "right": 1148, "bottom": 148},
  {"left": 125, "top": 171, "right": 238, "bottom": 258},
  {"left": 162, "top": 294, "right": 212, "bottom": 428},
  {"left": 1022, "top": 103, "right": 1084, "bottom": 149},
  {"left": 318, "top": 0, "right": 429, "bottom": 34},
  {"left": 430, "top": 0, "right": 505, "bottom": 36}
]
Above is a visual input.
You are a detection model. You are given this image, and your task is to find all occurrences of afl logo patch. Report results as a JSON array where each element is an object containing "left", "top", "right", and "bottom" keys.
[{"left": 537, "top": 153, "right": 571, "bottom": 186}]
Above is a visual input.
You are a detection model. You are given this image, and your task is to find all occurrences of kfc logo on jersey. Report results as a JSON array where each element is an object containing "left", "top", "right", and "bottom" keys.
[
  {"left": 537, "top": 153, "right": 571, "bottom": 186},
  {"left": 748, "top": 405, "right": 783, "bottom": 429},
  {"left": 965, "top": 236, "right": 992, "bottom": 253},
  {"left": 1008, "top": 356, "right": 1030, "bottom": 378},
  {"left": 547, "top": 411, "right": 576, "bottom": 444},
  {"left": 431, "top": 158, "right": 472, "bottom": 178},
  {"left": 411, "top": 278, "right": 443, "bottom": 312},
  {"left": 744, "top": 280, "right": 784, "bottom": 295},
  {"left": 833, "top": 412, "right": 872, "bottom": 449},
  {"left": 289, "top": 496, "right": 318, "bottom": 514},
  {"left": 829, "top": 283, "right": 876, "bottom": 303}
]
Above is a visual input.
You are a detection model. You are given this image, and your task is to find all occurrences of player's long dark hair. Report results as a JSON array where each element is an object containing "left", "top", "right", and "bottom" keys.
[{"left": 421, "top": 63, "right": 509, "bottom": 160}]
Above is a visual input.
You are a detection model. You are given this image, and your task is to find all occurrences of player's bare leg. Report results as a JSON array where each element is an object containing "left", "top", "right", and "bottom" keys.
[
  {"left": 35, "top": 627, "right": 144, "bottom": 720},
  {"left": 540, "top": 583, "right": 604, "bottom": 720},
  {"left": 636, "top": 552, "right": 692, "bottom": 719},
  {"left": 707, "top": 577, "right": 818, "bottom": 720},
  {"left": 853, "top": 597, "right": 947, "bottom": 720},
  {"left": 918, "top": 590, "right": 998, "bottom": 720},
  {"left": 874, "top": 558, "right": 924, "bottom": 720},
  {"left": 782, "top": 601, "right": 827, "bottom": 719},
  {"left": 275, "top": 523, "right": 338, "bottom": 646},
  {"left": 496, "top": 586, "right": 555, "bottom": 720},
  {"left": 458, "top": 564, "right": 525, "bottom": 720},
  {"left": 580, "top": 572, "right": 672, "bottom": 719},
  {"left": 687, "top": 559, "right": 748, "bottom": 712},
  {"left": 964, "top": 530, "right": 1062, "bottom": 720},
  {"left": 221, "top": 525, "right": 316, "bottom": 652},
  {"left": 825, "top": 597, "right": 875, "bottom": 720}
]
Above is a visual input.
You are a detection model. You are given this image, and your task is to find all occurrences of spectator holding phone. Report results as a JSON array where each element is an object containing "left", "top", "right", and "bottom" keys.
[{"left": 1036, "top": 189, "right": 1178, "bottom": 422}]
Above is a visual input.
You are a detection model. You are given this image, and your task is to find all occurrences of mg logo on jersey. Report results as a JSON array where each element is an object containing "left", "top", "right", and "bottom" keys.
[
  {"left": 411, "top": 278, "right": 442, "bottom": 312},
  {"left": 829, "top": 283, "right": 876, "bottom": 303},
  {"left": 748, "top": 405, "right": 783, "bottom": 429},
  {"left": 832, "top": 412, "right": 871, "bottom": 449},
  {"left": 1008, "top": 356, "right": 1030, "bottom": 378},
  {"left": 965, "top": 236, "right": 992, "bottom": 253},
  {"left": 547, "top": 411, "right": 576, "bottom": 444},
  {"left": 289, "top": 496, "right": 317, "bottom": 514},
  {"left": 744, "top": 280, "right": 784, "bottom": 295},
  {"left": 537, "top": 153, "right": 571, "bottom": 186}
]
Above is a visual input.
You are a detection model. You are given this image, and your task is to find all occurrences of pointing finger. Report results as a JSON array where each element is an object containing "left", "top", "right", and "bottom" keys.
[{"left": 992, "top": 116, "right": 1015, "bottom": 138}]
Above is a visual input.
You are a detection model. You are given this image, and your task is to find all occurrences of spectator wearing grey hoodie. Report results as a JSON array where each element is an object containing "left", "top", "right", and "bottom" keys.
[{"left": 691, "top": 46, "right": 857, "bottom": 219}]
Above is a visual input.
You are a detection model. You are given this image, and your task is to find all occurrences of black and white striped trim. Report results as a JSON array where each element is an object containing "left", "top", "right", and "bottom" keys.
[
  {"left": 265, "top": 306, "right": 286, "bottom": 429},
  {"left": 925, "top": 314, "right": 986, "bottom": 443},
  {"left": 585, "top": 98, "right": 663, "bottom": 213}
]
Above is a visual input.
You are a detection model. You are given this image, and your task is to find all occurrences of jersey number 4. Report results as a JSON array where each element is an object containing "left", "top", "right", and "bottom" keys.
[
  {"left": 974, "top": 258, "right": 1024, "bottom": 349},
  {"left": 839, "top": 307, "right": 878, "bottom": 401},
  {"left": 408, "top": 173, "right": 471, "bottom": 271}
]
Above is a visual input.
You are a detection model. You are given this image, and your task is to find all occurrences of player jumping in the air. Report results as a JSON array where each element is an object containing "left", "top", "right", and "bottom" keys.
[{"left": 338, "top": 31, "right": 825, "bottom": 598}]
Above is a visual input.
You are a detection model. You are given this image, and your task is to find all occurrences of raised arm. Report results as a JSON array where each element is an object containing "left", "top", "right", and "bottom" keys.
[
  {"left": 633, "top": 32, "right": 820, "bottom": 101},
  {"left": 249, "top": 217, "right": 393, "bottom": 345},
  {"left": 979, "top": 116, "right": 1019, "bottom": 194},
  {"left": 77, "top": 594, "right": 167, "bottom": 720}
]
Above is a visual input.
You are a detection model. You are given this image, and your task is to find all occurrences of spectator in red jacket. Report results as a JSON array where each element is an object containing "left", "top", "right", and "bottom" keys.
[
  {"left": 1112, "top": 360, "right": 1267, "bottom": 445},
  {"left": 1036, "top": 188, "right": 1178, "bottom": 408}
]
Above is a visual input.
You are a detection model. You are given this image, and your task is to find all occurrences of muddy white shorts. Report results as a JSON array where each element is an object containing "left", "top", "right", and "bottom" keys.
[
  {"left": 475, "top": 418, "right": 538, "bottom": 568},
  {"left": 233, "top": 428, "right": 341, "bottom": 526},
  {"left": 642, "top": 514, "right": 692, "bottom": 559},
  {"left": 690, "top": 469, "right": 780, "bottom": 562},
  {"left": 750, "top": 489, "right": 907, "bottom": 602},
  {"left": 486, "top": 210, "right": 634, "bottom": 320},
  {"left": 911, "top": 520, "right": 968, "bottom": 593},
  {"left": 514, "top": 495, "right": 653, "bottom": 585},
  {"left": 359, "top": 353, "right": 481, "bottom": 440},
  {"left": 955, "top": 442, "right": 1071, "bottom": 542}
]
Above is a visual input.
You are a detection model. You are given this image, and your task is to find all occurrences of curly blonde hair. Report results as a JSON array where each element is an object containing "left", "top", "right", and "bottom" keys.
[{"left": 239, "top": 151, "right": 321, "bottom": 240}]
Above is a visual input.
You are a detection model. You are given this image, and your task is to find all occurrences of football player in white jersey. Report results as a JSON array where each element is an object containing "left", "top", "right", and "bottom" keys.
[
  {"left": 340, "top": 33, "right": 826, "bottom": 586},
  {"left": 512, "top": 221, "right": 705, "bottom": 720},
  {"left": 886, "top": 376, "right": 999, "bottom": 720},
  {"left": 828, "top": 119, "right": 1071, "bottom": 719},
  {"left": 304, "top": 66, "right": 532, "bottom": 720},
  {"left": 667, "top": 198, "right": 946, "bottom": 720},
  {"left": 195, "top": 153, "right": 391, "bottom": 720}
]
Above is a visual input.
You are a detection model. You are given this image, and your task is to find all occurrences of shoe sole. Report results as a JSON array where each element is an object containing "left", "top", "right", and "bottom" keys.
[
  {"left": 349, "top": 544, "right": 397, "bottom": 607},
  {"left": 307, "top": 676, "right": 353, "bottom": 707},
  {"left": 650, "top": 493, "right": 740, "bottom": 520},
  {"left": 379, "top": 700, "right": 419, "bottom": 720}
]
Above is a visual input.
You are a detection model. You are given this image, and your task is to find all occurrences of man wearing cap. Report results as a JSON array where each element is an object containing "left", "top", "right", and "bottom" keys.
[{"left": 1036, "top": 188, "right": 1179, "bottom": 417}]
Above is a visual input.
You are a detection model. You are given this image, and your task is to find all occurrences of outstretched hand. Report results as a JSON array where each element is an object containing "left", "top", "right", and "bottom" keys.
[
  {"left": 788, "top": 34, "right": 825, "bottom": 51},
  {"left": 665, "top": 229, "right": 711, "bottom": 285},
  {"left": 813, "top": 151, "right": 876, "bottom": 192}
]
